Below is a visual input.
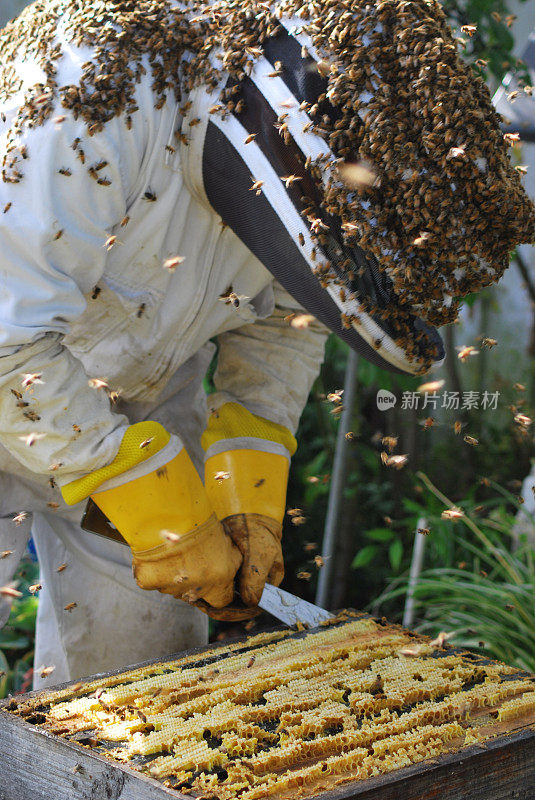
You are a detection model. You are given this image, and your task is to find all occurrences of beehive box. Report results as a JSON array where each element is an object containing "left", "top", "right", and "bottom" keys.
[{"left": 1, "top": 611, "right": 535, "bottom": 800}]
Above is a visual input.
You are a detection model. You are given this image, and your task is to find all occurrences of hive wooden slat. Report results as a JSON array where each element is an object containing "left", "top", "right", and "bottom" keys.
[{"left": 1, "top": 612, "right": 535, "bottom": 800}]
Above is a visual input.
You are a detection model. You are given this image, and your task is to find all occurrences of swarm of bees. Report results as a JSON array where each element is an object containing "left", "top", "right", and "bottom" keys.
[{"left": 0, "top": 0, "right": 533, "bottom": 367}]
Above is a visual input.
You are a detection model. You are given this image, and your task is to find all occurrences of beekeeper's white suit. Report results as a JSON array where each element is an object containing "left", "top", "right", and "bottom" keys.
[{"left": 0, "top": 27, "right": 328, "bottom": 687}]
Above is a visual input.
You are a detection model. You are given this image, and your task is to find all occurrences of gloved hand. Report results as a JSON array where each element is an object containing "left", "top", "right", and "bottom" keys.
[
  {"left": 61, "top": 422, "right": 242, "bottom": 608},
  {"left": 202, "top": 403, "right": 296, "bottom": 606}
]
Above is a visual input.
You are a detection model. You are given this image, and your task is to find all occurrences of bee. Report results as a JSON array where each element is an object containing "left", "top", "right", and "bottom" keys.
[
  {"left": 136, "top": 302, "right": 146, "bottom": 318},
  {"left": 72, "top": 423, "right": 81, "bottom": 433},
  {"left": 126, "top": 116, "right": 132, "bottom": 130},
  {"left": 18, "top": 432, "right": 46, "bottom": 447},
  {"left": 418, "top": 527, "right": 431, "bottom": 536},
  {"left": 162, "top": 530, "right": 180, "bottom": 542},
  {"left": 430, "top": 631, "right": 450, "bottom": 648},
  {"left": 88, "top": 378, "right": 109, "bottom": 389},
  {"left": 48, "top": 477, "right": 56, "bottom": 489},
  {"left": 163, "top": 255, "right": 185, "bottom": 271},
  {"left": 48, "top": 462, "right": 63, "bottom": 471},
  {"left": 105, "top": 235, "right": 118, "bottom": 250},
  {"left": 460, "top": 24, "right": 477, "bottom": 37},
  {"left": 298, "top": 232, "right": 305, "bottom": 246},
  {"left": 381, "top": 436, "right": 398, "bottom": 452},
  {"left": 381, "top": 453, "right": 408, "bottom": 470},
  {"left": 463, "top": 434, "right": 479, "bottom": 446},
  {"left": 214, "top": 471, "right": 230, "bottom": 483},
  {"left": 188, "top": 118, "right": 201, "bottom": 127},
  {"left": 280, "top": 175, "right": 302, "bottom": 188},
  {"left": 165, "top": 144, "right": 176, "bottom": 154},
  {"left": 58, "top": 167, "right": 71, "bottom": 176},
  {"left": 64, "top": 602, "right": 77, "bottom": 612},
  {"left": 139, "top": 436, "right": 154, "bottom": 448},
  {"left": 244, "top": 133, "right": 257, "bottom": 145},
  {"left": 28, "top": 583, "right": 42, "bottom": 594},
  {"left": 3, "top": 202, "right": 12, "bottom": 213},
  {"left": 0, "top": 551, "right": 13, "bottom": 559},
  {"left": 246, "top": 656, "right": 256, "bottom": 668},
  {"left": 249, "top": 178, "right": 264, "bottom": 195},
  {"left": 71, "top": 138, "right": 81, "bottom": 150},
  {"left": 91, "top": 285, "right": 101, "bottom": 299},
  {"left": 97, "top": 178, "right": 111, "bottom": 186},
  {"left": 314, "top": 555, "right": 325, "bottom": 568},
  {"left": 144, "top": 189, "right": 157, "bottom": 202},
  {"left": 219, "top": 286, "right": 249, "bottom": 308},
  {"left": 94, "top": 160, "right": 108, "bottom": 171},
  {"left": 254, "top": 478, "right": 265, "bottom": 488},
  {"left": 290, "top": 313, "right": 314, "bottom": 329},
  {"left": 441, "top": 507, "right": 464, "bottom": 520},
  {"left": 454, "top": 420, "right": 462, "bottom": 435},
  {"left": 53, "top": 229, "right": 64, "bottom": 240},
  {"left": 457, "top": 345, "right": 478, "bottom": 362},
  {"left": 120, "top": 215, "right": 130, "bottom": 227}
]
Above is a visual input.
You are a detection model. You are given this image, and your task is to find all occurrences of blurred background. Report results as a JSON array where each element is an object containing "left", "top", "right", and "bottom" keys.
[{"left": 1, "top": 0, "right": 535, "bottom": 696}]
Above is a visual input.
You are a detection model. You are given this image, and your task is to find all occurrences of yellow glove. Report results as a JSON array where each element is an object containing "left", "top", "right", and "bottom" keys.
[
  {"left": 202, "top": 403, "right": 296, "bottom": 606},
  {"left": 61, "top": 422, "right": 242, "bottom": 608}
]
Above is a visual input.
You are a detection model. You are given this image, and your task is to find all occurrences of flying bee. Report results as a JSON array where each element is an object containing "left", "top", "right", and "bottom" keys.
[
  {"left": 249, "top": 178, "right": 264, "bottom": 195},
  {"left": 219, "top": 286, "right": 249, "bottom": 308},
  {"left": 464, "top": 434, "right": 479, "bottom": 446},
  {"left": 88, "top": 378, "right": 109, "bottom": 389},
  {"left": 280, "top": 175, "right": 302, "bottom": 188},
  {"left": 104, "top": 235, "right": 118, "bottom": 250}
]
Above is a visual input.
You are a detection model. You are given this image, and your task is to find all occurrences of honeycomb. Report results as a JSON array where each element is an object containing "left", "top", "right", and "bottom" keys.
[{"left": 8, "top": 614, "right": 535, "bottom": 799}]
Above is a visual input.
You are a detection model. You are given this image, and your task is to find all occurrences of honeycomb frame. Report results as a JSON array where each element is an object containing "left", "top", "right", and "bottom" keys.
[{"left": 3, "top": 611, "right": 535, "bottom": 800}]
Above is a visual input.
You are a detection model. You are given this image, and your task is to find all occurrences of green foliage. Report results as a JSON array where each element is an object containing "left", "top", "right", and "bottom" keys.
[
  {"left": 0, "top": 557, "right": 38, "bottom": 698},
  {"left": 376, "top": 475, "right": 535, "bottom": 672}
]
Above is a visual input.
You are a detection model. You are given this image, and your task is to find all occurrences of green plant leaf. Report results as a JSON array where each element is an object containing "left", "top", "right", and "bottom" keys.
[
  {"left": 352, "top": 545, "right": 378, "bottom": 569},
  {"left": 365, "top": 528, "right": 395, "bottom": 542},
  {"left": 389, "top": 539, "right": 403, "bottom": 572}
]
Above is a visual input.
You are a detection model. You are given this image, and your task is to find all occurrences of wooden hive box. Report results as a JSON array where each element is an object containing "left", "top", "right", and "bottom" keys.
[{"left": 1, "top": 611, "right": 535, "bottom": 800}]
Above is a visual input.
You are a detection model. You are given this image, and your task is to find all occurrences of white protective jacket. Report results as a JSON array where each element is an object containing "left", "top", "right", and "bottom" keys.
[{"left": 0, "top": 32, "right": 328, "bottom": 500}]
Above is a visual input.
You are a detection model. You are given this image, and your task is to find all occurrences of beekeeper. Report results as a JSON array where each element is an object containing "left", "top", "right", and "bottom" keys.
[{"left": 1, "top": 0, "right": 531, "bottom": 689}]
